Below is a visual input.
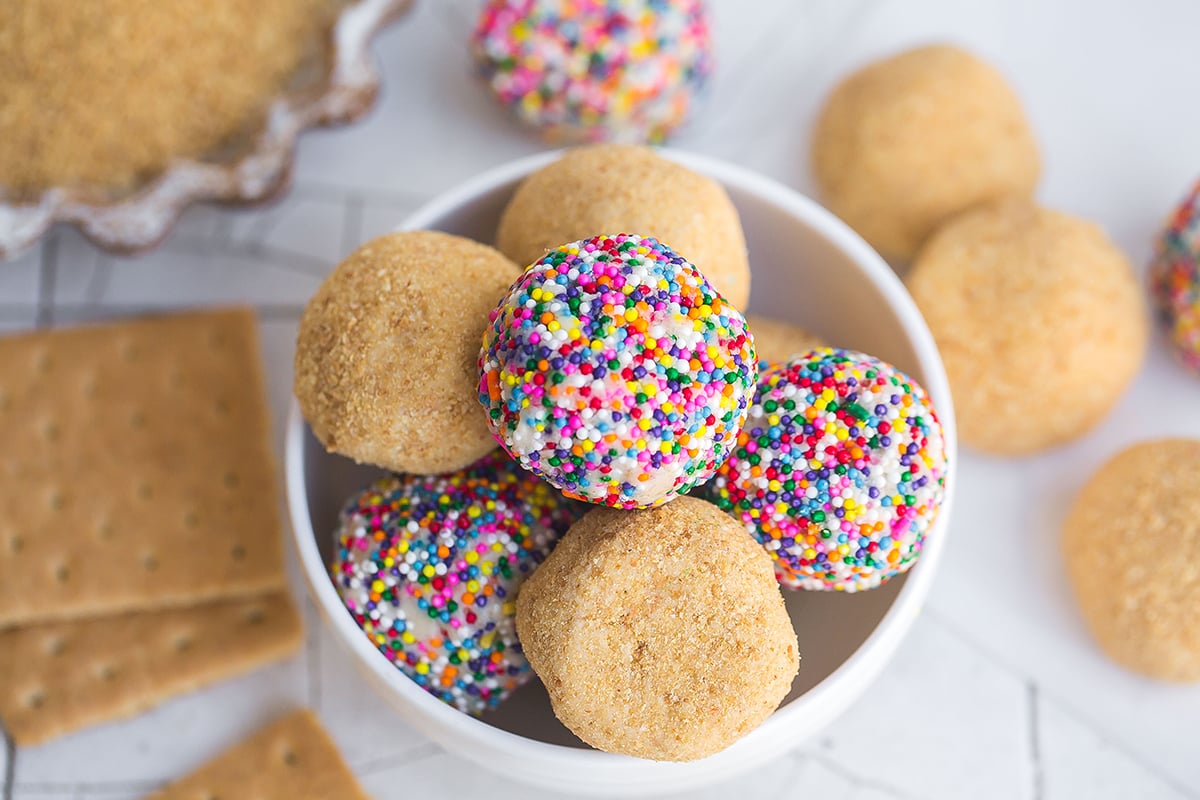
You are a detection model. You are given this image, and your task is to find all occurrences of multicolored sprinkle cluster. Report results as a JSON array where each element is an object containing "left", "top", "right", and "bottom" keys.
[
  {"left": 1151, "top": 179, "right": 1200, "bottom": 374},
  {"left": 471, "top": 0, "right": 713, "bottom": 143},
  {"left": 701, "top": 349, "right": 948, "bottom": 592},
  {"left": 479, "top": 233, "right": 756, "bottom": 509},
  {"left": 330, "top": 452, "right": 581, "bottom": 714}
]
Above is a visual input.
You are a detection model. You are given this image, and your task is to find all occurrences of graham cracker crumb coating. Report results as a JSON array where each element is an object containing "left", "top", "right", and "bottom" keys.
[
  {"left": 744, "top": 314, "right": 827, "bottom": 365},
  {"left": 517, "top": 496, "right": 799, "bottom": 761},
  {"left": 1063, "top": 439, "right": 1200, "bottom": 682},
  {"left": 906, "top": 199, "right": 1146, "bottom": 455},
  {"left": 812, "top": 44, "right": 1040, "bottom": 262},
  {"left": 295, "top": 230, "right": 521, "bottom": 475},
  {"left": 0, "top": 0, "right": 342, "bottom": 198},
  {"left": 496, "top": 144, "right": 751, "bottom": 309}
]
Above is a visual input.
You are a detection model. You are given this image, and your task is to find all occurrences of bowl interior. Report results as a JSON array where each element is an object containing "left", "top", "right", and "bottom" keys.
[{"left": 299, "top": 152, "right": 941, "bottom": 750}]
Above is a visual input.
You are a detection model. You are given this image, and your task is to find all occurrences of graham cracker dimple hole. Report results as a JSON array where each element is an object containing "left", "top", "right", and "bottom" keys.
[
  {"left": 137, "top": 482, "right": 154, "bottom": 501},
  {"left": 130, "top": 410, "right": 147, "bottom": 429},
  {"left": 95, "top": 663, "right": 117, "bottom": 681},
  {"left": 174, "top": 635, "right": 193, "bottom": 654},
  {"left": 26, "top": 689, "right": 46, "bottom": 710},
  {"left": 96, "top": 519, "right": 114, "bottom": 540},
  {"left": 183, "top": 510, "right": 200, "bottom": 529},
  {"left": 54, "top": 563, "right": 69, "bottom": 583},
  {"left": 244, "top": 608, "right": 265, "bottom": 625},
  {"left": 231, "top": 544, "right": 246, "bottom": 561},
  {"left": 45, "top": 636, "right": 65, "bottom": 656},
  {"left": 34, "top": 350, "right": 52, "bottom": 374},
  {"left": 48, "top": 491, "right": 65, "bottom": 511},
  {"left": 168, "top": 369, "right": 185, "bottom": 389},
  {"left": 223, "top": 470, "right": 240, "bottom": 489},
  {"left": 214, "top": 398, "right": 231, "bottom": 418},
  {"left": 0, "top": 391, "right": 10, "bottom": 412},
  {"left": 282, "top": 748, "right": 298, "bottom": 767},
  {"left": 143, "top": 554, "right": 159, "bottom": 572},
  {"left": 119, "top": 340, "right": 139, "bottom": 363},
  {"left": 42, "top": 420, "right": 60, "bottom": 443},
  {"left": 8, "top": 534, "right": 23, "bottom": 554},
  {"left": 208, "top": 329, "right": 228, "bottom": 350}
]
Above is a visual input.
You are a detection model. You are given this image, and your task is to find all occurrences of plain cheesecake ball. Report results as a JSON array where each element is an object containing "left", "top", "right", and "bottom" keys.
[
  {"left": 295, "top": 231, "right": 521, "bottom": 474},
  {"left": 744, "top": 314, "right": 826, "bottom": 366},
  {"left": 496, "top": 144, "right": 752, "bottom": 308},
  {"left": 1063, "top": 439, "right": 1200, "bottom": 682},
  {"left": 811, "top": 44, "right": 1040, "bottom": 263},
  {"left": 516, "top": 497, "right": 799, "bottom": 761},
  {"left": 906, "top": 200, "right": 1147, "bottom": 455}
]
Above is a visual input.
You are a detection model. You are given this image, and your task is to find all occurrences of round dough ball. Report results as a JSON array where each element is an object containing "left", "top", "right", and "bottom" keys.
[
  {"left": 745, "top": 314, "right": 826, "bottom": 366},
  {"left": 907, "top": 200, "right": 1146, "bottom": 455},
  {"left": 812, "top": 44, "right": 1040, "bottom": 262},
  {"left": 1063, "top": 439, "right": 1200, "bottom": 682},
  {"left": 471, "top": 0, "right": 712, "bottom": 144},
  {"left": 497, "top": 144, "right": 751, "bottom": 308},
  {"left": 296, "top": 231, "right": 520, "bottom": 474},
  {"left": 1151, "top": 180, "right": 1200, "bottom": 374},
  {"left": 516, "top": 497, "right": 799, "bottom": 761},
  {"left": 701, "top": 349, "right": 948, "bottom": 592},
  {"left": 478, "top": 234, "right": 756, "bottom": 509}
]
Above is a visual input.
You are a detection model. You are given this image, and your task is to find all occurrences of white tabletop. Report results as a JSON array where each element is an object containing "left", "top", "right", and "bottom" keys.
[{"left": 4, "top": 1, "right": 1200, "bottom": 798}]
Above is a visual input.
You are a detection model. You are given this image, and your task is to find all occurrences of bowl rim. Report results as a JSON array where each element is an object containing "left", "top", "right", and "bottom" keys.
[{"left": 285, "top": 147, "right": 958, "bottom": 790}]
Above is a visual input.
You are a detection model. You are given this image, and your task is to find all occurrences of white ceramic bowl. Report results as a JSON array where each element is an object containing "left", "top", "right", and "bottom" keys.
[{"left": 286, "top": 149, "right": 957, "bottom": 796}]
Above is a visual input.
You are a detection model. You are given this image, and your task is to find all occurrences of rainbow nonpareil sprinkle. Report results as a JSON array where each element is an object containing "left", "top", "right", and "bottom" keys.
[
  {"left": 700, "top": 349, "right": 948, "bottom": 592},
  {"left": 471, "top": 0, "right": 713, "bottom": 143},
  {"left": 1151, "top": 179, "right": 1200, "bottom": 374},
  {"left": 330, "top": 452, "right": 581, "bottom": 715},
  {"left": 478, "top": 233, "right": 756, "bottom": 509}
]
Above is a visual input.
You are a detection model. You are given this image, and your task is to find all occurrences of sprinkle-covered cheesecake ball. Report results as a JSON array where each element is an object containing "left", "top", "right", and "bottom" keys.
[
  {"left": 479, "top": 234, "right": 756, "bottom": 509},
  {"left": 1151, "top": 180, "right": 1200, "bottom": 374},
  {"left": 331, "top": 452, "right": 582, "bottom": 714},
  {"left": 471, "top": 0, "right": 713, "bottom": 144},
  {"left": 702, "top": 349, "right": 948, "bottom": 592}
]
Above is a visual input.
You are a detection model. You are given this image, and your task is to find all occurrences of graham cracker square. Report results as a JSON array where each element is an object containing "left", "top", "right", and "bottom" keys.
[
  {"left": 0, "top": 307, "right": 286, "bottom": 627},
  {"left": 0, "top": 590, "right": 303, "bottom": 746},
  {"left": 146, "top": 709, "right": 370, "bottom": 800}
]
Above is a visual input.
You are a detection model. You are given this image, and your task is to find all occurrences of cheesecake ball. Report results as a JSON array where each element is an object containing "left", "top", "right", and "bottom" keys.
[
  {"left": 472, "top": 0, "right": 713, "bottom": 144},
  {"left": 478, "top": 234, "right": 756, "bottom": 509},
  {"left": 296, "top": 231, "right": 521, "bottom": 474},
  {"left": 331, "top": 452, "right": 583, "bottom": 713},
  {"left": 1063, "top": 439, "right": 1200, "bottom": 682},
  {"left": 702, "top": 349, "right": 949, "bottom": 592},
  {"left": 496, "top": 145, "right": 751, "bottom": 308},
  {"left": 745, "top": 314, "right": 827, "bottom": 367},
  {"left": 812, "top": 44, "right": 1040, "bottom": 262},
  {"left": 1151, "top": 179, "right": 1200, "bottom": 374},
  {"left": 516, "top": 497, "right": 799, "bottom": 760},
  {"left": 907, "top": 200, "right": 1146, "bottom": 454}
]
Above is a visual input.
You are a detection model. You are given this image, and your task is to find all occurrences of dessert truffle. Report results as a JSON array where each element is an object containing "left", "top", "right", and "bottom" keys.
[
  {"left": 1063, "top": 439, "right": 1200, "bottom": 682},
  {"left": 907, "top": 200, "right": 1147, "bottom": 454},
  {"left": 472, "top": 0, "right": 712, "bottom": 144},
  {"left": 811, "top": 44, "right": 1040, "bottom": 262},
  {"left": 478, "top": 233, "right": 756, "bottom": 509},
  {"left": 516, "top": 497, "right": 798, "bottom": 760},
  {"left": 296, "top": 231, "right": 520, "bottom": 474},
  {"left": 331, "top": 452, "right": 583, "bottom": 713},
  {"left": 702, "top": 349, "right": 948, "bottom": 592},
  {"left": 496, "top": 145, "right": 751, "bottom": 308},
  {"left": 1151, "top": 180, "right": 1200, "bottom": 374}
]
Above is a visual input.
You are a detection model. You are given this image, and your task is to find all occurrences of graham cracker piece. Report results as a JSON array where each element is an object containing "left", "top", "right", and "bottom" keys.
[
  {"left": 0, "top": 590, "right": 303, "bottom": 747},
  {"left": 146, "top": 709, "right": 370, "bottom": 800},
  {"left": 0, "top": 307, "right": 286, "bottom": 627}
]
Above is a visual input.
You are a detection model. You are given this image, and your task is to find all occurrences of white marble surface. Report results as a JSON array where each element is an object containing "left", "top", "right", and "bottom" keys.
[{"left": 4, "top": 1, "right": 1200, "bottom": 798}]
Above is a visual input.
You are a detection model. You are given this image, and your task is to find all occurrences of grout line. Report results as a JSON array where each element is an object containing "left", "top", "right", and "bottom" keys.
[
  {"left": 82, "top": 256, "right": 114, "bottom": 304},
  {"left": 341, "top": 193, "right": 365, "bottom": 255},
  {"left": 11, "top": 779, "right": 157, "bottom": 794},
  {"left": 35, "top": 233, "right": 58, "bottom": 328},
  {"left": 2, "top": 725, "right": 15, "bottom": 800},
  {"left": 45, "top": 303, "right": 305, "bottom": 321},
  {"left": 924, "top": 610, "right": 1200, "bottom": 800},
  {"left": 790, "top": 749, "right": 915, "bottom": 800},
  {"left": 1028, "top": 682, "right": 1044, "bottom": 800},
  {"left": 354, "top": 742, "right": 442, "bottom": 776}
]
